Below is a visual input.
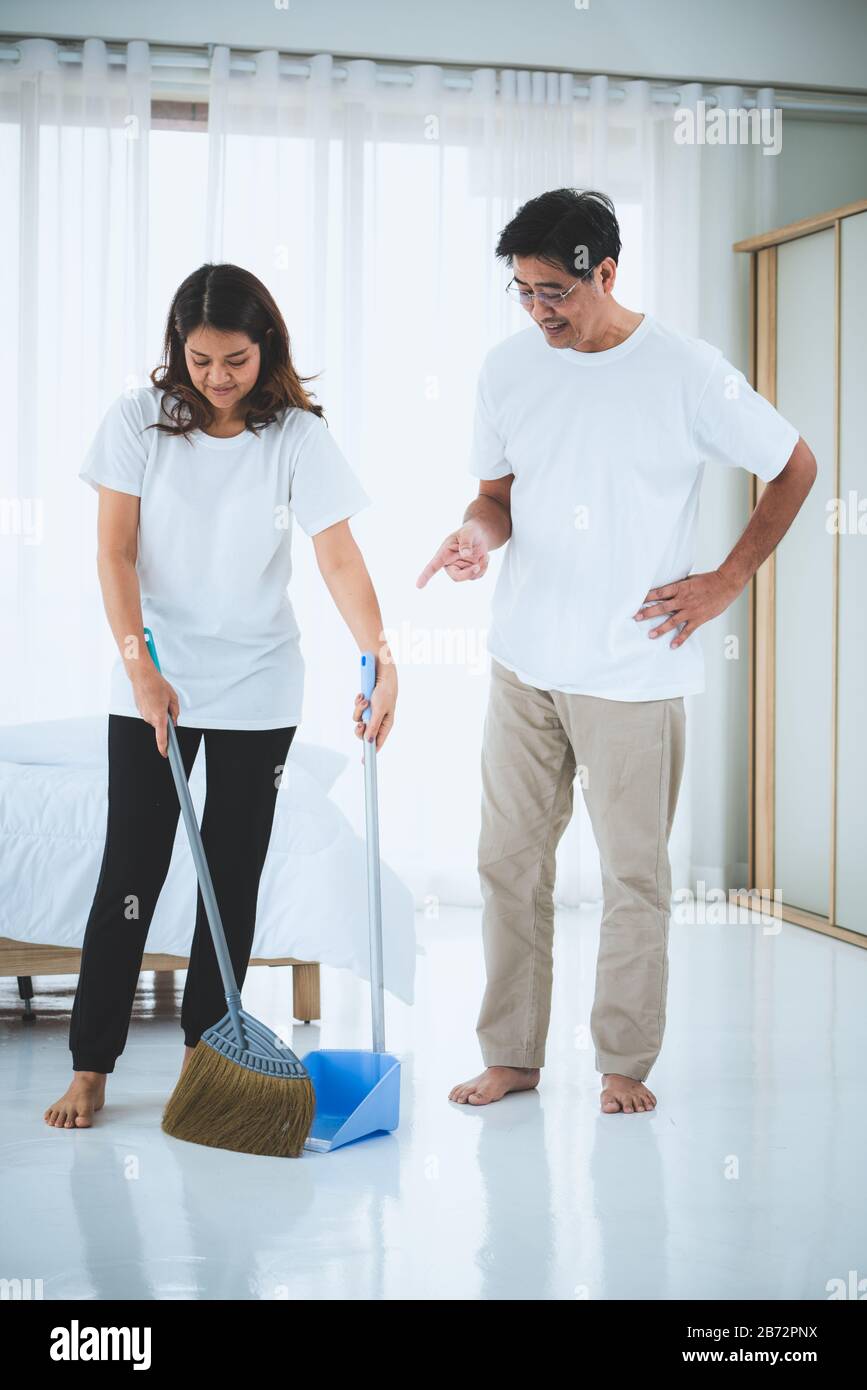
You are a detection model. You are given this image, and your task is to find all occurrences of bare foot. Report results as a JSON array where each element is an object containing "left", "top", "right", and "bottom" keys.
[
  {"left": 449, "top": 1065, "right": 540, "bottom": 1106},
  {"left": 44, "top": 1072, "right": 106, "bottom": 1129},
  {"left": 180, "top": 1045, "right": 196, "bottom": 1078},
  {"left": 601, "top": 1073, "right": 657, "bottom": 1114}
]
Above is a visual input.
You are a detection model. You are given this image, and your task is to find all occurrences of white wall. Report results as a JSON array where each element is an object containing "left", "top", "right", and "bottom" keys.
[
  {"left": 2, "top": 0, "right": 867, "bottom": 93},
  {"left": 779, "top": 122, "right": 867, "bottom": 225}
]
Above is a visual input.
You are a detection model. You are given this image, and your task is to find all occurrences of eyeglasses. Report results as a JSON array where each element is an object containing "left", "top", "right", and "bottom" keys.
[{"left": 505, "top": 270, "right": 595, "bottom": 306}]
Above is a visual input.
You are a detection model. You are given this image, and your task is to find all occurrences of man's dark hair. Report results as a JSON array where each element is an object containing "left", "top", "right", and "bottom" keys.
[{"left": 495, "top": 188, "right": 621, "bottom": 278}]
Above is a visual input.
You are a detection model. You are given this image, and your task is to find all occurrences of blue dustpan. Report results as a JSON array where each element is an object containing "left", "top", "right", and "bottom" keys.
[{"left": 302, "top": 653, "right": 400, "bottom": 1152}]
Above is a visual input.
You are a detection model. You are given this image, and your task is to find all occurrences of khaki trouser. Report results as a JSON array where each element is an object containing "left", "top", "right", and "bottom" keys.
[{"left": 476, "top": 657, "right": 686, "bottom": 1081}]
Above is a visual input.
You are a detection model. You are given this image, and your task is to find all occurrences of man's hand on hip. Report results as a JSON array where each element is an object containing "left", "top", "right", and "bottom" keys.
[{"left": 633, "top": 569, "right": 742, "bottom": 647}]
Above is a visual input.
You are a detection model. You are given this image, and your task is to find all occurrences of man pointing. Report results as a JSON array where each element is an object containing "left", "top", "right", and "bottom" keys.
[{"left": 417, "top": 188, "right": 815, "bottom": 1114}]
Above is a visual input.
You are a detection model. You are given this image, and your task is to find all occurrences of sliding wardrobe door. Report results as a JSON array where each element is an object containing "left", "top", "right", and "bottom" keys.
[
  {"left": 836, "top": 210, "right": 867, "bottom": 937},
  {"left": 738, "top": 198, "right": 867, "bottom": 945},
  {"left": 773, "top": 228, "right": 836, "bottom": 919}
]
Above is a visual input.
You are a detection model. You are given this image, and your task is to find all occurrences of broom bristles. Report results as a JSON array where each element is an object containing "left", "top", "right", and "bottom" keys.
[{"left": 162, "top": 1041, "right": 315, "bottom": 1157}]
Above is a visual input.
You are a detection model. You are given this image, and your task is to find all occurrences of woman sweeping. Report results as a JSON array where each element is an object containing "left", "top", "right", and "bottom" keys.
[{"left": 45, "top": 263, "right": 397, "bottom": 1129}]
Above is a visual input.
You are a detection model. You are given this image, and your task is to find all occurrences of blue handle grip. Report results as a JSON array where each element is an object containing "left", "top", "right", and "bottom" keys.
[
  {"left": 143, "top": 627, "right": 161, "bottom": 674},
  {"left": 360, "top": 652, "right": 376, "bottom": 723}
]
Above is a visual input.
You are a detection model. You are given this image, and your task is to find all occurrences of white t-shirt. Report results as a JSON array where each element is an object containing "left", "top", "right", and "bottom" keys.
[
  {"left": 469, "top": 313, "right": 800, "bottom": 701},
  {"left": 79, "top": 386, "right": 372, "bottom": 728}
]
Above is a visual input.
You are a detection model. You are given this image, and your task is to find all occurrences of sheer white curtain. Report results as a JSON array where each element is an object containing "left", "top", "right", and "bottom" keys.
[
  {"left": 2, "top": 41, "right": 781, "bottom": 905},
  {"left": 1, "top": 37, "right": 151, "bottom": 723}
]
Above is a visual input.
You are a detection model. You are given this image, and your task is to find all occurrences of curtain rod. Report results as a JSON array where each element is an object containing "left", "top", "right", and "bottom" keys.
[{"left": 0, "top": 40, "right": 865, "bottom": 117}]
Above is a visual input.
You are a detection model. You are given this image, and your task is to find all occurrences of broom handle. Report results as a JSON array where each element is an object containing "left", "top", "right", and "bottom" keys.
[
  {"left": 360, "top": 653, "right": 386, "bottom": 1054},
  {"left": 142, "top": 629, "right": 245, "bottom": 1047}
]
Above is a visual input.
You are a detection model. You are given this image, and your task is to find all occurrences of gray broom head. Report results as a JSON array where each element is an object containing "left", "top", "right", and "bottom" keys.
[
  {"left": 161, "top": 1009, "right": 315, "bottom": 1158},
  {"left": 202, "top": 1011, "right": 310, "bottom": 1077}
]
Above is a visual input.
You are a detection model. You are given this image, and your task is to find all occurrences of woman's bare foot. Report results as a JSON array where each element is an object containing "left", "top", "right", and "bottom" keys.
[
  {"left": 449, "top": 1065, "right": 540, "bottom": 1106},
  {"left": 44, "top": 1072, "right": 106, "bottom": 1129},
  {"left": 601, "top": 1073, "right": 657, "bottom": 1113}
]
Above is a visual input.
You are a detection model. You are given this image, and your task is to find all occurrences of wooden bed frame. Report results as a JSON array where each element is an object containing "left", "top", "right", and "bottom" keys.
[{"left": 0, "top": 937, "right": 321, "bottom": 1023}]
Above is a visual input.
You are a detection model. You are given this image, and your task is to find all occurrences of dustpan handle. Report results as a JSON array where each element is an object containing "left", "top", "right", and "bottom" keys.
[
  {"left": 142, "top": 628, "right": 245, "bottom": 1045},
  {"left": 361, "top": 652, "right": 386, "bottom": 1054}
]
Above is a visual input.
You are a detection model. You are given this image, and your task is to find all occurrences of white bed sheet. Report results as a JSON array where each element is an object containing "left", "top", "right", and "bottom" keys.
[{"left": 0, "top": 717, "right": 416, "bottom": 1004}]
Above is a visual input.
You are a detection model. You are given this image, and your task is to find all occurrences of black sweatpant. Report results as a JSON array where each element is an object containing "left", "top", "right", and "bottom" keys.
[{"left": 70, "top": 713, "right": 296, "bottom": 1073}]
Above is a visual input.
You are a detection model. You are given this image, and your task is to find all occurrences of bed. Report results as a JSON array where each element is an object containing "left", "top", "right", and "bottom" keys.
[{"left": 0, "top": 716, "right": 416, "bottom": 1023}]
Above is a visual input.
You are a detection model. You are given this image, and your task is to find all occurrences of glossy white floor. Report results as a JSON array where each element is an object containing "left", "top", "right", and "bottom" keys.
[{"left": 2, "top": 904, "right": 865, "bottom": 1301}]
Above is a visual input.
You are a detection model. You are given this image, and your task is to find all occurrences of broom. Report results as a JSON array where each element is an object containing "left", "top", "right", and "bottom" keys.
[{"left": 143, "top": 628, "right": 315, "bottom": 1158}]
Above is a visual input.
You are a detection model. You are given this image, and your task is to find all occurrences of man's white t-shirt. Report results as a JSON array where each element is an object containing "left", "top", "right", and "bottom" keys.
[
  {"left": 469, "top": 312, "right": 800, "bottom": 701},
  {"left": 79, "top": 386, "right": 372, "bottom": 728}
]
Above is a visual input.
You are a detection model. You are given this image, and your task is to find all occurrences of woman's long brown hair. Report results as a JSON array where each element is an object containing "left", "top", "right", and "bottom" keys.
[{"left": 147, "top": 263, "right": 323, "bottom": 442}]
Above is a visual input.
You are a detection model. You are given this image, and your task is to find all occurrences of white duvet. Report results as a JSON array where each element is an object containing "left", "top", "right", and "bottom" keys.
[{"left": 0, "top": 717, "right": 416, "bottom": 1004}]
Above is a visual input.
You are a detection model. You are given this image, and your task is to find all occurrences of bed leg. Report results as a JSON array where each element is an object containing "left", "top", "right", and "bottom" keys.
[
  {"left": 16, "top": 976, "right": 36, "bottom": 1023},
  {"left": 292, "top": 962, "right": 320, "bottom": 1024}
]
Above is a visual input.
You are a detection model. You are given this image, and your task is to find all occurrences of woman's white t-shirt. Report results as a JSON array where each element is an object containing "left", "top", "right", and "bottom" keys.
[
  {"left": 470, "top": 312, "right": 801, "bottom": 701},
  {"left": 79, "top": 386, "right": 372, "bottom": 728}
]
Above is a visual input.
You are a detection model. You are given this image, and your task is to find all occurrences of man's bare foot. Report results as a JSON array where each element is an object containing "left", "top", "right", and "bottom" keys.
[
  {"left": 449, "top": 1066, "right": 540, "bottom": 1106},
  {"left": 601, "top": 1073, "right": 657, "bottom": 1114},
  {"left": 180, "top": 1045, "right": 196, "bottom": 1078},
  {"left": 44, "top": 1072, "right": 106, "bottom": 1129}
]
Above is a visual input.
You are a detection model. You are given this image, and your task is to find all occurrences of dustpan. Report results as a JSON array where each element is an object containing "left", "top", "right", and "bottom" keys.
[{"left": 302, "top": 653, "right": 401, "bottom": 1152}]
